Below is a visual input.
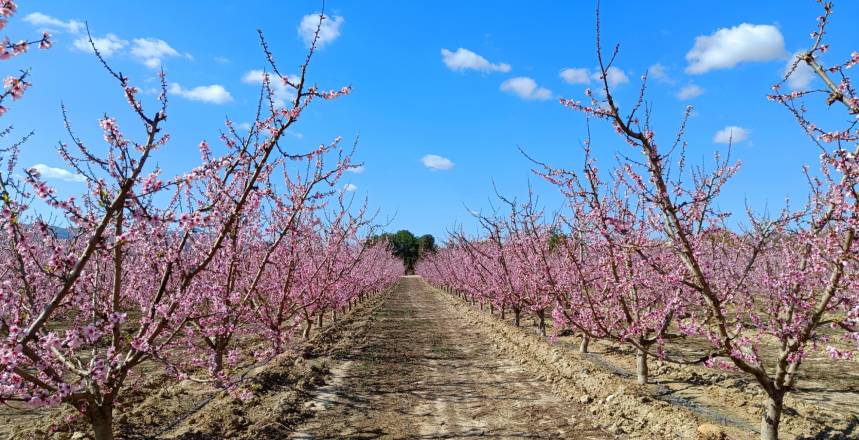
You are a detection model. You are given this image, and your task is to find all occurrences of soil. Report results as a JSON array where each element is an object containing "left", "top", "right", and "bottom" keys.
[
  {"left": 288, "top": 275, "right": 607, "bottom": 439},
  {"left": 552, "top": 337, "right": 859, "bottom": 439},
  {"left": 2, "top": 276, "right": 855, "bottom": 439},
  {"left": 450, "top": 291, "right": 859, "bottom": 439}
]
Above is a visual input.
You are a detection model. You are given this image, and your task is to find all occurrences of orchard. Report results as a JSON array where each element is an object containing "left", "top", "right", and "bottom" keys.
[{"left": 1, "top": 1, "right": 857, "bottom": 439}]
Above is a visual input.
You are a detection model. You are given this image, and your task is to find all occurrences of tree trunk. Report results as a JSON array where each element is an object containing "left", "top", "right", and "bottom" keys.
[
  {"left": 636, "top": 348, "right": 649, "bottom": 385},
  {"left": 489, "top": 304, "right": 494, "bottom": 315},
  {"left": 213, "top": 349, "right": 224, "bottom": 374},
  {"left": 479, "top": 301, "right": 484, "bottom": 311},
  {"left": 513, "top": 308, "right": 521, "bottom": 327},
  {"left": 88, "top": 402, "right": 114, "bottom": 440},
  {"left": 761, "top": 390, "right": 784, "bottom": 440},
  {"left": 501, "top": 306, "right": 506, "bottom": 319},
  {"left": 303, "top": 319, "right": 313, "bottom": 339},
  {"left": 579, "top": 335, "right": 589, "bottom": 353},
  {"left": 537, "top": 309, "right": 546, "bottom": 337},
  {"left": 273, "top": 332, "right": 283, "bottom": 353},
  {"left": 317, "top": 312, "right": 323, "bottom": 328},
  {"left": 333, "top": 309, "right": 337, "bottom": 322}
]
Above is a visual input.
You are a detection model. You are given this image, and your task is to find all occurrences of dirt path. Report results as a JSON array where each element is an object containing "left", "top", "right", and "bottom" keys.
[{"left": 290, "top": 276, "right": 607, "bottom": 439}]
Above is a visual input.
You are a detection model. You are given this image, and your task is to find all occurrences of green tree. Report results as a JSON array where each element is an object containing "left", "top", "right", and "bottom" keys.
[
  {"left": 417, "top": 234, "right": 437, "bottom": 255},
  {"left": 370, "top": 230, "right": 436, "bottom": 274}
]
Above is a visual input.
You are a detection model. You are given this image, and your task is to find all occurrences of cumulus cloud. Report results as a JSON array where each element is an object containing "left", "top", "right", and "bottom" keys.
[
  {"left": 676, "top": 84, "right": 705, "bottom": 100},
  {"left": 648, "top": 63, "right": 671, "bottom": 83},
  {"left": 441, "top": 48, "right": 511, "bottom": 73},
  {"left": 421, "top": 154, "right": 454, "bottom": 171},
  {"left": 30, "top": 164, "right": 85, "bottom": 183},
  {"left": 500, "top": 77, "right": 552, "bottom": 101},
  {"left": 28, "top": 13, "right": 189, "bottom": 67},
  {"left": 23, "top": 12, "right": 83, "bottom": 34},
  {"left": 130, "top": 38, "right": 182, "bottom": 68},
  {"left": 592, "top": 66, "right": 629, "bottom": 87},
  {"left": 242, "top": 70, "right": 298, "bottom": 107},
  {"left": 343, "top": 183, "right": 358, "bottom": 192},
  {"left": 242, "top": 70, "right": 268, "bottom": 82},
  {"left": 73, "top": 34, "right": 128, "bottom": 57},
  {"left": 169, "top": 83, "right": 233, "bottom": 104},
  {"left": 783, "top": 52, "right": 816, "bottom": 91},
  {"left": 298, "top": 13, "right": 344, "bottom": 48},
  {"left": 560, "top": 66, "right": 630, "bottom": 87},
  {"left": 686, "top": 23, "right": 787, "bottom": 74},
  {"left": 713, "top": 126, "right": 749, "bottom": 144},
  {"left": 559, "top": 67, "right": 591, "bottom": 84}
]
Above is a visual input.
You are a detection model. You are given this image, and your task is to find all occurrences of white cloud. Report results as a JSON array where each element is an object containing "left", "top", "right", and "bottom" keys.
[
  {"left": 686, "top": 23, "right": 787, "bottom": 74},
  {"left": 169, "top": 83, "right": 233, "bottom": 104},
  {"left": 784, "top": 52, "right": 815, "bottom": 91},
  {"left": 649, "top": 63, "right": 671, "bottom": 82},
  {"left": 130, "top": 38, "right": 181, "bottom": 68},
  {"left": 500, "top": 77, "right": 552, "bottom": 101},
  {"left": 73, "top": 34, "right": 128, "bottom": 57},
  {"left": 421, "top": 154, "right": 454, "bottom": 171},
  {"left": 23, "top": 12, "right": 83, "bottom": 34},
  {"left": 30, "top": 164, "right": 85, "bottom": 183},
  {"left": 592, "top": 66, "right": 629, "bottom": 87},
  {"left": 713, "top": 126, "right": 749, "bottom": 144},
  {"left": 236, "top": 122, "right": 252, "bottom": 131},
  {"left": 66, "top": 28, "right": 186, "bottom": 66},
  {"left": 348, "top": 165, "right": 365, "bottom": 173},
  {"left": 214, "top": 56, "right": 230, "bottom": 64},
  {"left": 559, "top": 67, "right": 591, "bottom": 84},
  {"left": 298, "top": 13, "right": 344, "bottom": 48},
  {"left": 242, "top": 70, "right": 268, "bottom": 82},
  {"left": 242, "top": 70, "right": 297, "bottom": 107},
  {"left": 676, "top": 84, "right": 704, "bottom": 100},
  {"left": 343, "top": 183, "right": 358, "bottom": 192},
  {"left": 441, "top": 48, "right": 511, "bottom": 73}
]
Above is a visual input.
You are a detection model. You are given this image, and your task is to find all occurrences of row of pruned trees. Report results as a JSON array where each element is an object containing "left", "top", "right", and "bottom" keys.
[
  {"left": 0, "top": 5, "right": 401, "bottom": 440},
  {"left": 418, "top": 2, "right": 859, "bottom": 439}
]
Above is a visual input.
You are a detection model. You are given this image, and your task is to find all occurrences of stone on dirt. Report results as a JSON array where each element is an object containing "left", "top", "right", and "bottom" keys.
[{"left": 696, "top": 423, "right": 727, "bottom": 440}]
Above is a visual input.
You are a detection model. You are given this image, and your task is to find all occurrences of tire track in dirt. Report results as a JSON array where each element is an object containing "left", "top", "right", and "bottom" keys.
[{"left": 290, "top": 276, "right": 608, "bottom": 439}]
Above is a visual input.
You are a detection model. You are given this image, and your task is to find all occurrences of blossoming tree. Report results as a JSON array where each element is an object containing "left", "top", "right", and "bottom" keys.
[{"left": 0, "top": 9, "right": 399, "bottom": 440}]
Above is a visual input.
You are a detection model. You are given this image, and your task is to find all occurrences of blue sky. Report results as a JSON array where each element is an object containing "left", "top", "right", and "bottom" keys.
[{"left": 5, "top": 1, "right": 858, "bottom": 240}]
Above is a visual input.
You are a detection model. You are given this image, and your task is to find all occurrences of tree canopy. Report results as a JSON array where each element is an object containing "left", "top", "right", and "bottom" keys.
[{"left": 370, "top": 230, "right": 437, "bottom": 274}]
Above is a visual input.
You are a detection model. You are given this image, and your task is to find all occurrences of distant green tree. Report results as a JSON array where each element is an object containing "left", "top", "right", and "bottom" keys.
[
  {"left": 370, "top": 230, "right": 436, "bottom": 274},
  {"left": 417, "top": 234, "right": 437, "bottom": 255},
  {"left": 547, "top": 228, "right": 566, "bottom": 252}
]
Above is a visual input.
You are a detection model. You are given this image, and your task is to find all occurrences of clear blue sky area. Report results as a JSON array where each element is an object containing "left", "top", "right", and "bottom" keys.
[{"left": 6, "top": 1, "right": 858, "bottom": 240}]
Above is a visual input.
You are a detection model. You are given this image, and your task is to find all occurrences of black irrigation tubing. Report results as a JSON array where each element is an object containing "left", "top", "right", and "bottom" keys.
[
  {"left": 145, "top": 390, "right": 223, "bottom": 439},
  {"left": 141, "top": 292, "right": 388, "bottom": 440},
  {"left": 557, "top": 341, "right": 760, "bottom": 434},
  {"left": 0, "top": 408, "right": 41, "bottom": 416},
  {"left": 144, "top": 352, "right": 280, "bottom": 439},
  {"left": 441, "top": 289, "right": 760, "bottom": 435}
]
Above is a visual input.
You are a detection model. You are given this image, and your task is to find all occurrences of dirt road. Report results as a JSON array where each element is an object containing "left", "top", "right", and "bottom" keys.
[{"left": 290, "top": 276, "right": 607, "bottom": 439}]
